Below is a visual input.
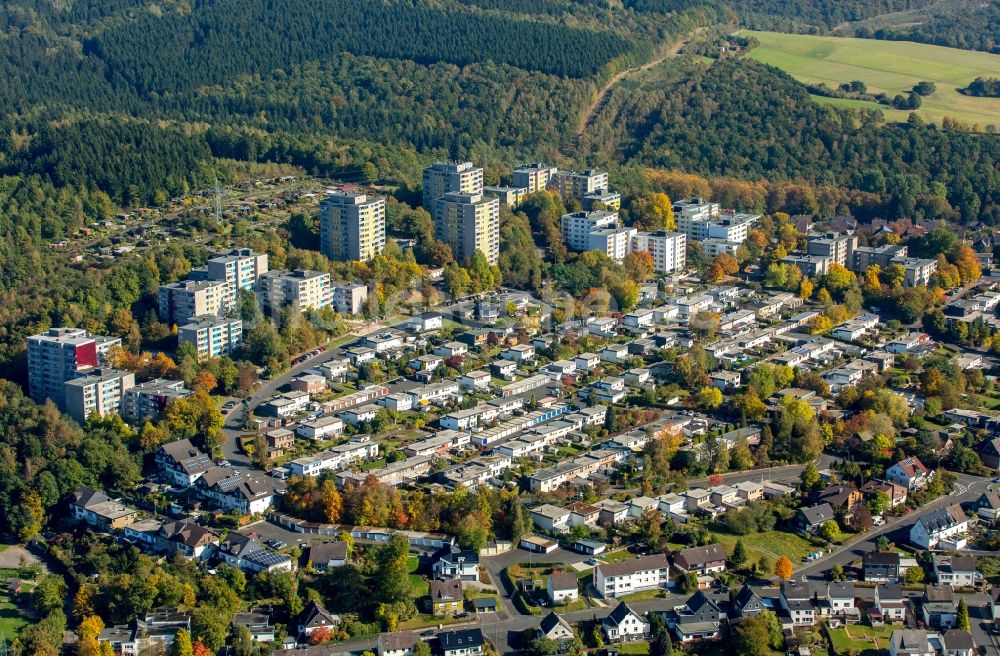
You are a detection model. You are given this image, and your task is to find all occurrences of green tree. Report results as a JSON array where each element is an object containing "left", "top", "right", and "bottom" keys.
[
  {"left": 171, "top": 629, "right": 194, "bottom": 656},
  {"left": 375, "top": 534, "right": 412, "bottom": 605},
  {"left": 819, "top": 520, "right": 841, "bottom": 543},
  {"left": 957, "top": 598, "right": 970, "bottom": 631},
  {"left": 731, "top": 540, "right": 749, "bottom": 567}
]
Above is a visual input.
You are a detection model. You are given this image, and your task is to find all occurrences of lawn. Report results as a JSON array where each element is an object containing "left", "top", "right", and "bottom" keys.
[
  {"left": 0, "top": 593, "right": 27, "bottom": 642},
  {"left": 712, "top": 529, "right": 816, "bottom": 566},
  {"left": 618, "top": 642, "right": 651, "bottom": 655},
  {"left": 617, "top": 588, "right": 664, "bottom": 602},
  {"left": 407, "top": 555, "right": 429, "bottom": 597},
  {"left": 828, "top": 625, "right": 895, "bottom": 656},
  {"left": 600, "top": 550, "right": 635, "bottom": 564},
  {"left": 742, "top": 30, "right": 1000, "bottom": 127}
]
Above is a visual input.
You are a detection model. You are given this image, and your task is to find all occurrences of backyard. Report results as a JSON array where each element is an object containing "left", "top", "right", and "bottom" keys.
[
  {"left": 711, "top": 529, "right": 817, "bottom": 567},
  {"left": 827, "top": 624, "right": 895, "bottom": 656}
]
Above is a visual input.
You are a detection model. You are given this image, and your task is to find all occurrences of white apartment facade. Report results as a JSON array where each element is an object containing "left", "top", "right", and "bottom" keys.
[
  {"left": 178, "top": 316, "right": 243, "bottom": 359},
  {"left": 631, "top": 231, "right": 687, "bottom": 273}
]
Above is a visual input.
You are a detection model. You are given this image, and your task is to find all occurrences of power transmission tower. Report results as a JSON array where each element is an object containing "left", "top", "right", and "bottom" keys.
[{"left": 214, "top": 177, "right": 223, "bottom": 221}]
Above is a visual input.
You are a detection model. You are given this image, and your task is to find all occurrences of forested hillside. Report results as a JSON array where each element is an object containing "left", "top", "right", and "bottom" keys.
[{"left": 584, "top": 58, "right": 1000, "bottom": 223}]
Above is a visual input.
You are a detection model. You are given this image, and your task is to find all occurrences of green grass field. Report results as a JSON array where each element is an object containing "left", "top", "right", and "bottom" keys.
[
  {"left": 712, "top": 529, "right": 816, "bottom": 566},
  {"left": 0, "top": 594, "right": 27, "bottom": 642},
  {"left": 828, "top": 625, "right": 895, "bottom": 656},
  {"left": 743, "top": 30, "right": 1000, "bottom": 127}
]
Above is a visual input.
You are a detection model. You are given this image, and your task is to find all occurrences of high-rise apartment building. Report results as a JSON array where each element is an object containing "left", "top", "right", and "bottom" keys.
[
  {"left": 63, "top": 368, "right": 136, "bottom": 422},
  {"left": 27, "top": 328, "right": 121, "bottom": 406},
  {"left": 157, "top": 279, "right": 230, "bottom": 326},
  {"left": 512, "top": 164, "right": 557, "bottom": 194},
  {"left": 676, "top": 207, "right": 758, "bottom": 244},
  {"left": 423, "top": 162, "right": 484, "bottom": 220},
  {"left": 561, "top": 211, "right": 619, "bottom": 252},
  {"left": 631, "top": 231, "right": 687, "bottom": 273},
  {"left": 319, "top": 191, "right": 386, "bottom": 262},
  {"left": 257, "top": 270, "right": 333, "bottom": 317},
  {"left": 434, "top": 192, "right": 500, "bottom": 265},
  {"left": 205, "top": 248, "right": 269, "bottom": 305},
  {"left": 179, "top": 316, "right": 243, "bottom": 359},
  {"left": 554, "top": 170, "right": 609, "bottom": 201},
  {"left": 807, "top": 232, "right": 857, "bottom": 268}
]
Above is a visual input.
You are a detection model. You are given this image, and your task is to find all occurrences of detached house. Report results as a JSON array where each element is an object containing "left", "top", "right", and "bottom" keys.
[
  {"left": 433, "top": 549, "right": 480, "bottom": 582},
  {"left": 733, "top": 584, "right": 766, "bottom": 617},
  {"left": 155, "top": 439, "right": 213, "bottom": 486},
  {"left": 874, "top": 583, "right": 907, "bottom": 623},
  {"left": 71, "top": 487, "right": 138, "bottom": 531},
  {"left": 538, "top": 612, "right": 575, "bottom": 644},
  {"left": 780, "top": 581, "right": 815, "bottom": 626},
  {"left": 864, "top": 551, "right": 901, "bottom": 583},
  {"left": 922, "top": 586, "right": 958, "bottom": 628},
  {"left": 547, "top": 572, "right": 579, "bottom": 604},
  {"left": 797, "top": 503, "right": 836, "bottom": 534},
  {"left": 667, "top": 591, "right": 724, "bottom": 642},
  {"left": 910, "top": 504, "right": 968, "bottom": 550},
  {"left": 602, "top": 602, "right": 649, "bottom": 642},
  {"left": 933, "top": 555, "right": 977, "bottom": 588},
  {"left": 886, "top": 457, "right": 933, "bottom": 491},
  {"left": 440, "top": 628, "right": 484, "bottom": 656},
  {"left": 671, "top": 544, "right": 727, "bottom": 576},
  {"left": 297, "top": 600, "right": 340, "bottom": 642},
  {"left": 429, "top": 578, "right": 464, "bottom": 616}
]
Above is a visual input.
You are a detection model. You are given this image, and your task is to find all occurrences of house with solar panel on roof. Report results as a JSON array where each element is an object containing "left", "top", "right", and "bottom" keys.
[{"left": 155, "top": 439, "right": 214, "bottom": 486}]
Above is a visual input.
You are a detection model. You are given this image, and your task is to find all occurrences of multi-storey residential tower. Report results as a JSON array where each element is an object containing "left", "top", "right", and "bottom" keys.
[
  {"left": 63, "top": 368, "right": 136, "bottom": 422},
  {"left": 561, "top": 211, "right": 619, "bottom": 252},
  {"left": 178, "top": 316, "right": 243, "bottom": 359},
  {"left": 553, "top": 170, "right": 609, "bottom": 201},
  {"left": 512, "top": 164, "right": 557, "bottom": 194},
  {"left": 434, "top": 192, "right": 500, "bottom": 265},
  {"left": 27, "top": 328, "right": 121, "bottom": 406},
  {"left": 257, "top": 270, "right": 333, "bottom": 317},
  {"left": 205, "top": 248, "right": 268, "bottom": 305},
  {"left": 631, "top": 231, "right": 687, "bottom": 273},
  {"left": 319, "top": 191, "right": 386, "bottom": 262},
  {"left": 158, "top": 280, "right": 230, "bottom": 326},
  {"left": 423, "top": 162, "right": 484, "bottom": 220}
]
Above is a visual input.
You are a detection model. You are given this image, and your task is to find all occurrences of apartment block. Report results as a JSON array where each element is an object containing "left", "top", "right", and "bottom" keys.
[
  {"left": 205, "top": 248, "right": 269, "bottom": 305},
  {"left": 807, "top": 232, "right": 857, "bottom": 268},
  {"left": 583, "top": 190, "right": 622, "bottom": 211},
  {"left": 27, "top": 327, "right": 121, "bottom": 407},
  {"left": 157, "top": 279, "right": 229, "bottom": 326},
  {"left": 434, "top": 192, "right": 500, "bottom": 265},
  {"left": 423, "top": 162, "right": 483, "bottom": 220},
  {"left": 852, "top": 244, "right": 908, "bottom": 272},
  {"left": 631, "top": 231, "right": 687, "bottom": 273},
  {"left": 782, "top": 254, "right": 833, "bottom": 277},
  {"left": 554, "top": 169, "right": 609, "bottom": 201},
  {"left": 561, "top": 210, "right": 619, "bottom": 251},
  {"left": 588, "top": 227, "right": 637, "bottom": 262},
  {"left": 319, "top": 191, "right": 386, "bottom": 262},
  {"left": 483, "top": 185, "right": 527, "bottom": 208},
  {"left": 895, "top": 257, "right": 938, "bottom": 287},
  {"left": 330, "top": 282, "right": 369, "bottom": 315},
  {"left": 677, "top": 210, "right": 758, "bottom": 243},
  {"left": 122, "top": 378, "right": 191, "bottom": 423},
  {"left": 672, "top": 198, "right": 720, "bottom": 223},
  {"left": 512, "top": 163, "right": 557, "bottom": 193},
  {"left": 64, "top": 368, "right": 136, "bottom": 422},
  {"left": 178, "top": 315, "right": 243, "bottom": 359},
  {"left": 257, "top": 269, "right": 333, "bottom": 316}
]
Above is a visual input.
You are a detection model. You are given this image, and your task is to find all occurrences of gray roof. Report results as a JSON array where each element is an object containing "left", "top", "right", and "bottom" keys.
[{"left": 800, "top": 503, "right": 836, "bottom": 525}]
